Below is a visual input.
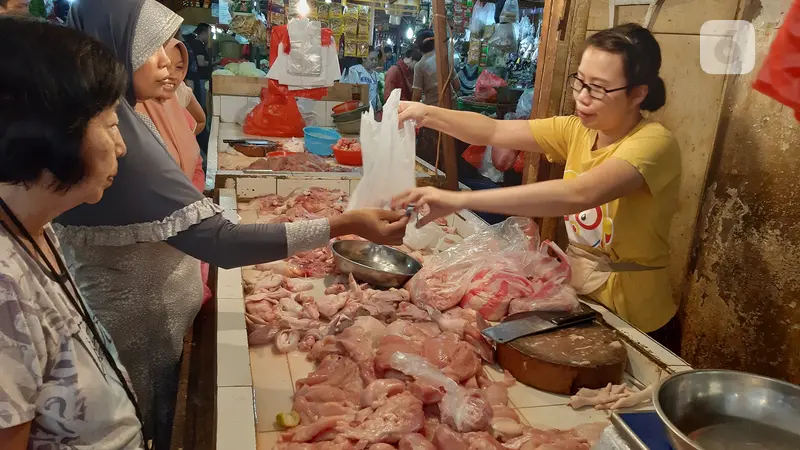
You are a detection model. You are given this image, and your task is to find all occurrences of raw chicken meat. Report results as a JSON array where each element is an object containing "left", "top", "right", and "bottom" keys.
[
  {"left": 397, "top": 433, "right": 436, "bottom": 450},
  {"left": 337, "top": 392, "right": 425, "bottom": 444},
  {"left": 360, "top": 379, "right": 406, "bottom": 409},
  {"left": 245, "top": 152, "right": 354, "bottom": 172},
  {"left": 374, "top": 335, "right": 424, "bottom": 377},
  {"left": 389, "top": 353, "right": 492, "bottom": 433},
  {"left": 406, "top": 217, "right": 579, "bottom": 321},
  {"left": 567, "top": 383, "right": 653, "bottom": 411}
]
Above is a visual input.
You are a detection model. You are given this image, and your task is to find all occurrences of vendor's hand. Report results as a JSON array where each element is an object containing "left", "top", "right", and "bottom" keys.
[
  {"left": 392, "top": 187, "right": 465, "bottom": 228},
  {"left": 398, "top": 102, "right": 430, "bottom": 129},
  {"left": 340, "top": 209, "right": 409, "bottom": 245}
]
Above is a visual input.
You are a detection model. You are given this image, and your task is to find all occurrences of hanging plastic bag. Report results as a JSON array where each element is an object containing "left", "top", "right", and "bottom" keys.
[
  {"left": 752, "top": 0, "right": 800, "bottom": 121},
  {"left": 474, "top": 70, "right": 507, "bottom": 103},
  {"left": 499, "top": 0, "right": 519, "bottom": 23},
  {"left": 513, "top": 151, "right": 525, "bottom": 173},
  {"left": 491, "top": 147, "right": 519, "bottom": 172},
  {"left": 469, "top": 1, "right": 496, "bottom": 35},
  {"left": 235, "top": 97, "right": 262, "bottom": 127},
  {"left": 462, "top": 144, "right": 486, "bottom": 169},
  {"left": 243, "top": 82, "right": 306, "bottom": 137},
  {"left": 478, "top": 146, "right": 504, "bottom": 183},
  {"left": 516, "top": 88, "right": 534, "bottom": 117},
  {"left": 347, "top": 89, "right": 416, "bottom": 210}
]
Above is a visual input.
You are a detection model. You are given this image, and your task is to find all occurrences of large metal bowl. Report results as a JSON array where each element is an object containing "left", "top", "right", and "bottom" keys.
[
  {"left": 654, "top": 369, "right": 800, "bottom": 450},
  {"left": 331, "top": 240, "right": 422, "bottom": 288}
]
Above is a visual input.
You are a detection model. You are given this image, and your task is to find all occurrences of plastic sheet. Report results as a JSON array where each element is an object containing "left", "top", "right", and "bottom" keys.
[{"left": 347, "top": 89, "right": 416, "bottom": 210}]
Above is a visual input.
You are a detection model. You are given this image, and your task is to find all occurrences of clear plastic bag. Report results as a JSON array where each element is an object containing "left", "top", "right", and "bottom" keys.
[
  {"left": 346, "top": 89, "right": 416, "bottom": 210},
  {"left": 287, "top": 18, "right": 323, "bottom": 76},
  {"left": 516, "top": 88, "right": 534, "bottom": 117},
  {"left": 406, "top": 217, "right": 578, "bottom": 319},
  {"left": 404, "top": 217, "right": 446, "bottom": 251},
  {"left": 478, "top": 146, "right": 504, "bottom": 183},
  {"left": 499, "top": 0, "right": 519, "bottom": 23},
  {"left": 469, "top": 1, "right": 496, "bottom": 35}
]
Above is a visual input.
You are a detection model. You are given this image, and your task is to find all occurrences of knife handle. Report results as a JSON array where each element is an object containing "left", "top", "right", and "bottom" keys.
[{"left": 551, "top": 310, "right": 597, "bottom": 326}]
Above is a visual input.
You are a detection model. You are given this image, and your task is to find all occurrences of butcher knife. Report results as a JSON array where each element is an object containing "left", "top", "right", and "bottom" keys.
[
  {"left": 222, "top": 139, "right": 278, "bottom": 146},
  {"left": 481, "top": 309, "right": 598, "bottom": 344}
]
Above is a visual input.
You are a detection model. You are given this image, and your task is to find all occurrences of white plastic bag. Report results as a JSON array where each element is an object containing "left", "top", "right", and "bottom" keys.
[
  {"left": 347, "top": 89, "right": 416, "bottom": 211},
  {"left": 404, "top": 217, "right": 446, "bottom": 251},
  {"left": 479, "top": 146, "right": 504, "bottom": 183}
]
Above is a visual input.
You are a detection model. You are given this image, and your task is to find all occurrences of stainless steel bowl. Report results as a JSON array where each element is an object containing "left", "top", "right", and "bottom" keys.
[
  {"left": 331, "top": 240, "right": 422, "bottom": 288},
  {"left": 654, "top": 369, "right": 800, "bottom": 450}
]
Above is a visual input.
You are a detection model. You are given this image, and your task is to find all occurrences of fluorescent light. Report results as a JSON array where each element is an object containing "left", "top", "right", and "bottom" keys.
[
  {"left": 386, "top": 37, "right": 393, "bottom": 46},
  {"left": 406, "top": 28, "right": 413, "bottom": 39}
]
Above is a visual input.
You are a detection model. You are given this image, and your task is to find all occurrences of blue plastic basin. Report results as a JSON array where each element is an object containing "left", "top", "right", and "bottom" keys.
[{"left": 304, "top": 127, "right": 341, "bottom": 157}]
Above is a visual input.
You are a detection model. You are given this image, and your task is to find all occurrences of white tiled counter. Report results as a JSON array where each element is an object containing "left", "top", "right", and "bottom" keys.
[{"left": 212, "top": 177, "right": 692, "bottom": 450}]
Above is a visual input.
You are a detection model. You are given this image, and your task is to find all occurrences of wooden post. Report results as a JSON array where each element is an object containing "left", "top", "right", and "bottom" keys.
[
  {"left": 431, "top": 0, "right": 459, "bottom": 190},
  {"left": 524, "top": 0, "right": 590, "bottom": 243}
]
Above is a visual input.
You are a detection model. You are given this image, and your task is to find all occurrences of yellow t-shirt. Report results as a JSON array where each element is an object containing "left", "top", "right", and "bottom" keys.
[{"left": 529, "top": 116, "right": 681, "bottom": 332}]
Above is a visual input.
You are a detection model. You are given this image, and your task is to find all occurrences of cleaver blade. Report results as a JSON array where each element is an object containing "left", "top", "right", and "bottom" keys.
[{"left": 481, "top": 310, "right": 597, "bottom": 344}]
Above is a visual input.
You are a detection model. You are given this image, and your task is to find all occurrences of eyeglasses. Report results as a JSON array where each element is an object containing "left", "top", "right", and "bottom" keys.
[{"left": 568, "top": 73, "right": 628, "bottom": 101}]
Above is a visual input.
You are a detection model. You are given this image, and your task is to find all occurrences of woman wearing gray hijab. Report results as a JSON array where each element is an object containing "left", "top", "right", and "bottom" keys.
[{"left": 60, "top": 0, "right": 409, "bottom": 448}]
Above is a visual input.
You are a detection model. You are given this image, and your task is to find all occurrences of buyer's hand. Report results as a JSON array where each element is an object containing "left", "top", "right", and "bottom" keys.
[
  {"left": 345, "top": 209, "right": 409, "bottom": 245},
  {"left": 392, "top": 187, "right": 466, "bottom": 227},
  {"left": 398, "top": 101, "right": 430, "bottom": 128}
]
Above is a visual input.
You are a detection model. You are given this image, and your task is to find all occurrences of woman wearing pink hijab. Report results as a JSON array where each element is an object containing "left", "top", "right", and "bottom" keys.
[{"left": 136, "top": 39, "right": 211, "bottom": 302}]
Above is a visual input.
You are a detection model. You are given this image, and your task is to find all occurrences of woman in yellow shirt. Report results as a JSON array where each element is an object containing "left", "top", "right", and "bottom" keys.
[{"left": 393, "top": 23, "right": 682, "bottom": 353}]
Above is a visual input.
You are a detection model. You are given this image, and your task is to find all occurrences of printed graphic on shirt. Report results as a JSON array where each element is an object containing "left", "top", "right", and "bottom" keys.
[{"left": 562, "top": 170, "right": 615, "bottom": 249}]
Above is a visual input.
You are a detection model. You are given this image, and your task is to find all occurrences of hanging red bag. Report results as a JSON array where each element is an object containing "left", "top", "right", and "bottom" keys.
[
  {"left": 491, "top": 147, "right": 519, "bottom": 172},
  {"left": 474, "top": 70, "right": 507, "bottom": 103},
  {"left": 753, "top": 0, "right": 800, "bottom": 120},
  {"left": 243, "top": 82, "right": 306, "bottom": 137},
  {"left": 513, "top": 151, "right": 525, "bottom": 173},
  {"left": 462, "top": 145, "right": 487, "bottom": 169}
]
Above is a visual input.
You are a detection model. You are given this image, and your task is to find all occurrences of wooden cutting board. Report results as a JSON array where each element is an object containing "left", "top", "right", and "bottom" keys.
[{"left": 496, "top": 322, "right": 627, "bottom": 395}]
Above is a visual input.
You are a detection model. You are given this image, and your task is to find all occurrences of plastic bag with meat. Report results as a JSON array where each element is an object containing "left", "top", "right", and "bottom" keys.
[
  {"left": 491, "top": 147, "right": 519, "bottom": 172},
  {"left": 406, "top": 217, "right": 578, "bottom": 319},
  {"left": 513, "top": 151, "right": 525, "bottom": 173},
  {"left": 474, "top": 70, "right": 507, "bottom": 103}
]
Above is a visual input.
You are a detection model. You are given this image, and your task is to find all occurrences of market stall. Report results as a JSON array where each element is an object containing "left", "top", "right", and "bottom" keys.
[{"left": 209, "top": 175, "right": 692, "bottom": 450}]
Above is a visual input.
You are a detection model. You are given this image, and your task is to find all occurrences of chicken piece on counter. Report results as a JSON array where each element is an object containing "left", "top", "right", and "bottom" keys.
[{"left": 567, "top": 382, "right": 653, "bottom": 411}]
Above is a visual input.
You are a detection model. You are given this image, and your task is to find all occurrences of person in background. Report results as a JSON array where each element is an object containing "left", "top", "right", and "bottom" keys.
[
  {"left": 384, "top": 48, "right": 422, "bottom": 103},
  {"left": 62, "top": 1, "right": 408, "bottom": 448},
  {"left": 393, "top": 23, "right": 682, "bottom": 353},
  {"left": 0, "top": 0, "right": 29, "bottom": 14},
  {"left": 341, "top": 49, "right": 381, "bottom": 111},
  {"left": 0, "top": 18, "right": 142, "bottom": 449},
  {"left": 137, "top": 38, "right": 211, "bottom": 305},
  {"left": 412, "top": 29, "right": 460, "bottom": 169},
  {"left": 184, "top": 22, "right": 212, "bottom": 112},
  {"left": 382, "top": 44, "right": 396, "bottom": 72}
]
